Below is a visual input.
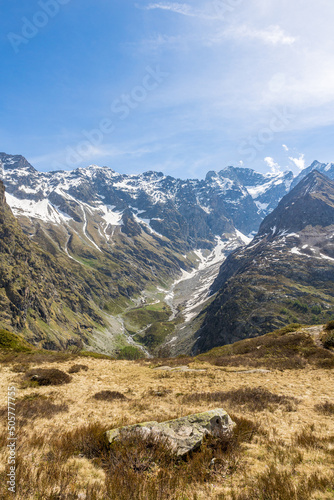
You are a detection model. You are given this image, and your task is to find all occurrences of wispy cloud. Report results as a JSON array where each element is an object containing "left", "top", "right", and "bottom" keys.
[
  {"left": 141, "top": 2, "right": 197, "bottom": 17},
  {"left": 225, "top": 24, "right": 296, "bottom": 46}
]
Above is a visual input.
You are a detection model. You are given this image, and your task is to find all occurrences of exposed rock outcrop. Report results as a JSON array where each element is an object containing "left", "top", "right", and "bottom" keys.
[{"left": 106, "top": 409, "right": 235, "bottom": 456}]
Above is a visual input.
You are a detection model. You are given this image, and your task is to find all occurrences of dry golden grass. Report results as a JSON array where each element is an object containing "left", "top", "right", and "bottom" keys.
[{"left": 0, "top": 356, "right": 333, "bottom": 499}]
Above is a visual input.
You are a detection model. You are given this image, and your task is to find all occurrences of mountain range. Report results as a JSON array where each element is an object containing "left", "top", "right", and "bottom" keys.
[
  {"left": 1, "top": 151, "right": 334, "bottom": 355},
  {"left": 192, "top": 170, "right": 334, "bottom": 354}
]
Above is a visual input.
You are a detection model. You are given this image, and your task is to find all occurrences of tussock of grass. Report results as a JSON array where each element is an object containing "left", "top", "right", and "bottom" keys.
[
  {"left": 93, "top": 391, "right": 127, "bottom": 402},
  {"left": 68, "top": 364, "right": 89, "bottom": 374},
  {"left": 182, "top": 387, "right": 300, "bottom": 412},
  {"left": 147, "top": 386, "right": 172, "bottom": 397},
  {"left": 315, "top": 401, "right": 334, "bottom": 416},
  {"left": 0, "top": 393, "right": 68, "bottom": 425},
  {"left": 24, "top": 368, "right": 72, "bottom": 386}
]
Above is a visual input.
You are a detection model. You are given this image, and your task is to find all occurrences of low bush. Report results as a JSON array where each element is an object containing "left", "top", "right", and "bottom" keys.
[
  {"left": 24, "top": 368, "right": 72, "bottom": 386},
  {"left": 325, "top": 320, "right": 334, "bottom": 331},
  {"left": 323, "top": 331, "right": 334, "bottom": 349},
  {"left": 117, "top": 346, "right": 143, "bottom": 360}
]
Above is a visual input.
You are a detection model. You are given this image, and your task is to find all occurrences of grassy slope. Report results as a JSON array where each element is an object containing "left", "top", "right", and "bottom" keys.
[{"left": 0, "top": 325, "right": 333, "bottom": 498}]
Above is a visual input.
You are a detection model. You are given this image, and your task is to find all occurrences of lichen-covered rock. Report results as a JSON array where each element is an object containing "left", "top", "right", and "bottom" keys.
[{"left": 106, "top": 409, "right": 235, "bottom": 456}]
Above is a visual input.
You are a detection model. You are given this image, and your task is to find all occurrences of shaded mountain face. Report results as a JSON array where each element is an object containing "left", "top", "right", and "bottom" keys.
[
  {"left": 219, "top": 166, "right": 294, "bottom": 218},
  {"left": 0, "top": 179, "right": 108, "bottom": 349},
  {"left": 193, "top": 170, "right": 334, "bottom": 354}
]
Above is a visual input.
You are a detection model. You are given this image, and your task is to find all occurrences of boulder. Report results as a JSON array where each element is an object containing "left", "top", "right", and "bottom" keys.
[{"left": 106, "top": 408, "right": 235, "bottom": 456}]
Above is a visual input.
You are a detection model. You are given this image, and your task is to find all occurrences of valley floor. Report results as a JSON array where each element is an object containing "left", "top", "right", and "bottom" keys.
[{"left": 0, "top": 355, "right": 333, "bottom": 499}]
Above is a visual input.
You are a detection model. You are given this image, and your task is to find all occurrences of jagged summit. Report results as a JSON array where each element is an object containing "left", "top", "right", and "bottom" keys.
[
  {"left": 0, "top": 153, "right": 36, "bottom": 173},
  {"left": 259, "top": 170, "right": 334, "bottom": 237}
]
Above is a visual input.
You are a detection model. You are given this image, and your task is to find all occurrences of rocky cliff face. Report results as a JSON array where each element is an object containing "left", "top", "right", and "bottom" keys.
[{"left": 193, "top": 171, "right": 334, "bottom": 354}]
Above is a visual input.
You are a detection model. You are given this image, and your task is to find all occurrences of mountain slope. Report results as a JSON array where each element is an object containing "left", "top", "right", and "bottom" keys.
[
  {"left": 192, "top": 171, "right": 334, "bottom": 354},
  {"left": 0, "top": 179, "right": 109, "bottom": 349},
  {"left": 1, "top": 153, "right": 261, "bottom": 353}
]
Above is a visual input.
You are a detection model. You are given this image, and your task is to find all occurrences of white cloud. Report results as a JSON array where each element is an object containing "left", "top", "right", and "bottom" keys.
[
  {"left": 289, "top": 154, "right": 305, "bottom": 170},
  {"left": 264, "top": 156, "right": 281, "bottom": 174},
  {"left": 142, "top": 3, "right": 197, "bottom": 17},
  {"left": 226, "top": 24, "right": 296, "bottom": 46},
  {"left": 282, "top": 144, "right": 289, "bottom": 151}
]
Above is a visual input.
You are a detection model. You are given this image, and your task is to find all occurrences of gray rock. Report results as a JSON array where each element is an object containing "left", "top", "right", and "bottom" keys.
[{"left": 106, "top": 408, "right": 235, "bottom": 456}]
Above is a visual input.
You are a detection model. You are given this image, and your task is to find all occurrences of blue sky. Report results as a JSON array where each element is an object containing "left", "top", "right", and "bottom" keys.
[{"left": 1, "top": 0, "right": 334, "bottom": 179}]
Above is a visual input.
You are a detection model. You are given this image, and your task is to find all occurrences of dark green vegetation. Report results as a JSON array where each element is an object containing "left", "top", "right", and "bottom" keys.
[
  {"left": 123, "top": 302, "right": 176, "bottom": 350},
  {"left": 194, "top": 171, "right": 334, "bottom": 354},
  {"left": 0, "top": 328, "right": 108, "bottom": 365},
  {"left": 123, "top": 302, "right": 171, "bottom": 334},
  {"left": 0, "top": 328, "right": 31, "bottom": 352},
  {"left": 196, "top": 324, "right": 334, "bottom": 370},
  {"left": 117, "top": 346, "right": 143, "bottom": 360}
]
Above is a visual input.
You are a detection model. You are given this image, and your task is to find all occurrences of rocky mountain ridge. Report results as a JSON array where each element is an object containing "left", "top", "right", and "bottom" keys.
[
  {"left": 192, "top": 170, "right": 334, "bottom": 354},
  {"left": 2, "top": 151, "right": 334, "bottom": 355}
]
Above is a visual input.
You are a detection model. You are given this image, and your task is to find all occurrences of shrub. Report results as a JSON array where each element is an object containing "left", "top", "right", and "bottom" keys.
[
  {"left": 117, "top": 346, "right": 143, "bottom": 360},
  {"left": 292, "top": 301, "right": 308, "bottom": 313},
  {"left": 93, "top": 390, "right": 127, "bottom": 401},
  {"left": 325, "top": 320, "right": 334, "bottom": 331},
  {"left": 68, "top": 364, "right": 89, "bottom": 373},
  {"left": 24, "top": 368, "right": 72, "bottom": 386},
  {"left": 311, "top": 305, "right": 322, "bottom": 315},
  {"left": 323, "top": 331, "right": 334, "bottom": 349}
]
